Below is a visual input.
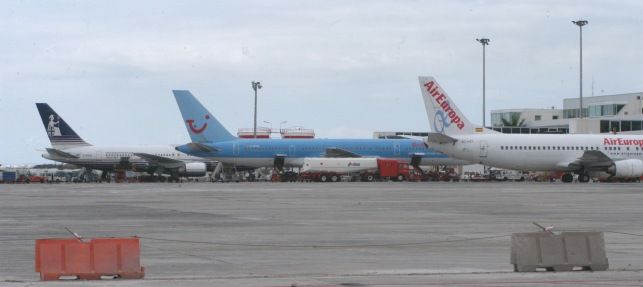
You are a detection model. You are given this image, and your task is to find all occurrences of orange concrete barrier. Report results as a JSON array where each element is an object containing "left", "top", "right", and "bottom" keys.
[{"left": 35, "top": 237, "right": 144, "bottom": 281}]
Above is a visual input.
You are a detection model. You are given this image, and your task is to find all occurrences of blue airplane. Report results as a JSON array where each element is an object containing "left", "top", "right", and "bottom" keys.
[{"left": 173, "top": 90, "right": 468, "bottom": 169}]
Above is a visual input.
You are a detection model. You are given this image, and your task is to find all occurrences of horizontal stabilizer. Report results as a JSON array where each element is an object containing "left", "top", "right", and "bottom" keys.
[
  {"left": 425, "top": 133, "right": 457, "bottom": 144},
  {"left": 182, "top": 142, "right": 219, "bottom": 153},
  {"left": 45, "top": 148, "right": 79, "bottom": 159}
]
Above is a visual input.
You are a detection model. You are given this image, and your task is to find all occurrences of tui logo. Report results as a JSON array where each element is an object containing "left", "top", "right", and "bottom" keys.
[{"left": 186, "top": 114, "right": 210, "bottom": 134}]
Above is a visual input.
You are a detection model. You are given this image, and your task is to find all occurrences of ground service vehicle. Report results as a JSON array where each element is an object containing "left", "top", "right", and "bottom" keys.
[
  {"left": 0, "top": 171, "right": 17, "bottom": 183},
  {"left": 298, "top": 158, "right": 418, "bottom": 182},
  {"left": 491, "top": 169, "right": 525, "bottom": 181}
]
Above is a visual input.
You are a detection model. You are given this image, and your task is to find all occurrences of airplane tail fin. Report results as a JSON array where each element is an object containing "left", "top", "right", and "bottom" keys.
[
  {"left": 173, "top": 90, "right": 237, "bottom": 143},
  {"left": 418, "top": 76, "right": 497, "bottom": 135},
  {"left": 36, "top": 103, "right": 91, "bottom": 149}
]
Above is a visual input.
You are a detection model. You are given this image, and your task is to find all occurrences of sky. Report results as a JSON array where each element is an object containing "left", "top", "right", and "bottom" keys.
[{"left": 2, "top": 0, "right": 643, "bottom": 164}]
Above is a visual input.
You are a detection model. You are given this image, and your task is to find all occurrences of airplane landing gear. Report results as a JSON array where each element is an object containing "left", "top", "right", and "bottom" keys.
[
  {"left": 578, "top": 173, "right": 590, "bottom": 183},
  {"left": 561, "top": 173, "right": 574, "bottom": 183},
  {"left": 100, "top": 170, "right": 110, "bottom": 183}
]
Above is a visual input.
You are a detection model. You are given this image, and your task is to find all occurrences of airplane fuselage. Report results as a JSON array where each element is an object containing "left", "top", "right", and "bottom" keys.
[
  {"left": 432, "top": 133, "right": 643, "bottom": 172},
  {"left": 43, "top": 145, "right": 213, "bottom": 171},
  {"left": 178, "top": 138, "right": 468, "bottom": 168}
]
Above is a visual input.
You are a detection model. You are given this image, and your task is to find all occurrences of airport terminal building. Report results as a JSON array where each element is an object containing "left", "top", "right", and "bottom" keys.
[
  {"left": 375, "top": 91, "right": 643, "bottom": 138},
  {"left": 490, "top": 92, "right": 643, "bottom": 134}
]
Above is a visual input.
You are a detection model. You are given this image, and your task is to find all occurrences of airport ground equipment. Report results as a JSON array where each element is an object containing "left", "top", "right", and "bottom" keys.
[
  {"left": 297, "top": 158, "right": 422, "bottom": 182},
  {"left": 511, "top": 231, "right": 608, "bottom": 272},
  {"left": 0, "top": 171, "right": 16, "bottom": 183},
  {"left": 35, "top": 237, "right": 144, "bottom": 281}
]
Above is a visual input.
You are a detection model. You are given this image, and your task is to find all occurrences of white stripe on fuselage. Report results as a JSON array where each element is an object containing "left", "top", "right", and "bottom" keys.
[{"left": 431, "top": 134, "right": 643, "bottom": 171}]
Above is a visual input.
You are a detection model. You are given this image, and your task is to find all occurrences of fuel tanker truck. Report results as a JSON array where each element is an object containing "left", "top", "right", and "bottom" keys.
[{"left": 298, "top": 157, "right": 422, "bottom": 182}]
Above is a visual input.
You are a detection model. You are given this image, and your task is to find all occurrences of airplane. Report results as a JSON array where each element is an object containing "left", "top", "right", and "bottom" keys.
[
  {"left": 171, "top": 90, "right": 470, "bottom": 170},
  {"left": 418, "top": 76, "right": 643, "bottom": 183},
  {"left": 36, "top": 103, "right": 218, "bottom": 180}
]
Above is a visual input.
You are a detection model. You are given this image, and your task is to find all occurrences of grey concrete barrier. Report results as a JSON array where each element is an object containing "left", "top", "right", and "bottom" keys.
[{"left": 511, "top": 231, "right": 608, "bottom": 272}]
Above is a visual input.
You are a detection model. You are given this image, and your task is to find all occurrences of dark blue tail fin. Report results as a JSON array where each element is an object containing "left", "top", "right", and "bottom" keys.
[{"left": 36, "top": 103, "right": 91, "bottom": 148}]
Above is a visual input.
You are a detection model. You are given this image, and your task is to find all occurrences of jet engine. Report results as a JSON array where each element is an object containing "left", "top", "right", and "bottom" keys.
[
  {"left": 607, "top": 159, "right": 643, "bottom": 178},
  {"left": 177, "top": 162, "right": 207, "bottom": 177}
]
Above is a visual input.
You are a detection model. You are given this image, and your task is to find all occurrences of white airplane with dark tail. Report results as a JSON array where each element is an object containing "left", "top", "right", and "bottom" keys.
[
  {"left": 36, "top": 103, "right": 218, "bottom": 180},
  {"left": 419, "top": 76, "right": 643, "bottom": 182}
]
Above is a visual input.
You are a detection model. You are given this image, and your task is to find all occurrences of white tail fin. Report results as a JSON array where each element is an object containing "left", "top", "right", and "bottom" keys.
[{"left": 419, "top": 76, "right": 495, "bottom": 135}]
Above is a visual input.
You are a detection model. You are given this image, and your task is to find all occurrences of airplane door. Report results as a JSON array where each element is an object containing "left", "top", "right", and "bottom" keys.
[
  {"left": 479, "top": 140, "right": 488, "bottom": 158},
  {"left": 233, "top": 143, "right": 240, "bottom": 156},
  {"left": 288, "top": 145, "right": 295, "bottom": 156},
  {"left": 394, "top": 143, "right": 400, "bottom": 156}
]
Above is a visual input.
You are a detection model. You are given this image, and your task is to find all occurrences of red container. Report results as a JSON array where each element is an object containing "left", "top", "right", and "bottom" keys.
[{"left": 35, "top": 237, "right": 144, "bottom": 281}]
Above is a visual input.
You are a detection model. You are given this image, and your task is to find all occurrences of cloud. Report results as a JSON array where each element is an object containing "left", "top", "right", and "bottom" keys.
[{"left": 2, "top": 1, "right": 643, "bottom": 164}]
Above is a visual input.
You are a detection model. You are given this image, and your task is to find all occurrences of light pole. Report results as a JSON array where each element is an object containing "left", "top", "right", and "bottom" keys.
[
  {"left": 279, "top": 120, "right": 288, "bottom": 133},
  {"left": 263, "top": 120, "right": 272, "bottom": 131},
  {"left": 476, "top": 38, "right": 490, "bottom": 127},
  {"left": 251, "top": 81, "right": 262, "bottom": 138},
  {"left": 572, "top": 20, "right": 588, "bottom": 118}
]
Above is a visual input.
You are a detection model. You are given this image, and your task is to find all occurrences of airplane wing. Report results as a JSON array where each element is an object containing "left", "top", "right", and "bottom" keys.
[
  {"left": 566, "top": 150, "right": 614, "bottom": 170},
  {"left": 134, "top": 153, "right": 185, "bottom": 169},
  {"left": 46, "top": 148, "right": 79, "bottom": 159},
  {"left": 325, "top": 147, "right": 362, "bottom": 158}
]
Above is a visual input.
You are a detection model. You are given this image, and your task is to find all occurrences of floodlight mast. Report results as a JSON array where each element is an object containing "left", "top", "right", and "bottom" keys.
[
  {"left": 252, "top": 81, "right": 262, "bottom": 138},
  {"left": 572, "top": 20, "right": 588, "bottom": 118},
  {"left": 476, "top": 38, "right": 490, "bottom": 127}
]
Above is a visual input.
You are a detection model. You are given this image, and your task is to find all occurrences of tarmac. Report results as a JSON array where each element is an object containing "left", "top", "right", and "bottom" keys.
[{"left": 1, "top": 181, "right": 642, "bottom": 286}]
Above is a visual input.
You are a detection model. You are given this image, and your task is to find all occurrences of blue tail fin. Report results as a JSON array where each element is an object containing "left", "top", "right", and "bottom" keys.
[
  {"left": 36, "top": 103, "right": 91, "bottom": 148},
  {"left": 173, "top": 90, "right": 237, "bottom": 143}
]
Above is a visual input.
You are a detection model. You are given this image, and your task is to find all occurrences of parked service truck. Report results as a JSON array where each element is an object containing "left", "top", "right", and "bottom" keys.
[
  {"left": 299, "top": 158, "right": 419, "bottom": 182},
  {"left": 0, "top": 171, "right": 17, "bottom": 183}
]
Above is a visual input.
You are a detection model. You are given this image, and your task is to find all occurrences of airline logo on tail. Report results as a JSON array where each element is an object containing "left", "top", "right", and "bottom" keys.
[
  {"left": 423, "top": 80, "right": 465, "bottom": 132},
  {"left": 36, "top": 103, "right": 91, "bottom": 148},
  {"left": 47, "top": 114, "right": 62, "bottom": 137},
  {"left": 186, "top": 114, "right": 210, "bottom": 134}
]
